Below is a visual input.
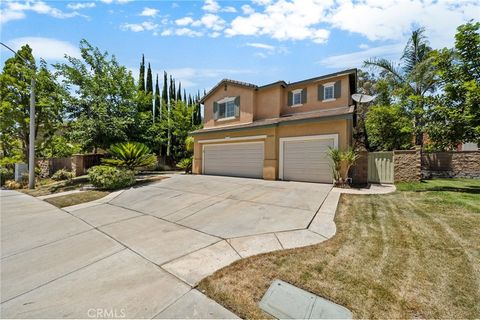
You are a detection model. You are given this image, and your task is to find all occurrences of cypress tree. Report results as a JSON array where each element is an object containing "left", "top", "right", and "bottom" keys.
[
  {"left": 169, "top": 75, "right": 175, "bottom": 102},
  {"left": 183, "top": 89, "right": 187, "bottom": 103},
  {"left": 162, "top": 71, "right": 168, "bottom": 104},
  {"left": 177, "top": 82, "right": 182, "bottom": 102},
  {"left": 138, "top": 54, "right": 145, "bottom": 92},
  {"left": 154, "top": 74, "right": 161, "bottom": 119},
  {"left": 146, "top": 63, "right": 153, "bottom": 94}
]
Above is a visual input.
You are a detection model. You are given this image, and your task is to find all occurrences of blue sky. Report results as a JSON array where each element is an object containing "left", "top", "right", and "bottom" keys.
[{"left": 1, "top": 0, "right": 479, "bottom": 93}]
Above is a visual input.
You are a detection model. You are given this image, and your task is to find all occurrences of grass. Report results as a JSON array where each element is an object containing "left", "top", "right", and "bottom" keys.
[
  {"left": 19, "top": 172, "right": 169, "bottom": 208},
  {"left": 20, "top": 176, "right": 90, "bottom": 197},
  {"left": 44, "top": 191, "right": 110, "bottom": 208},
  {"left": 198, "top": 179, "right": 480, "bottom": 319}
]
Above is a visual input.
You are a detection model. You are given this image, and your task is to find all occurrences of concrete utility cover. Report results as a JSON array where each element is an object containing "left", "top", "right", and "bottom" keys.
[{"left": 259, "top": 280, "right": 352, "bottom": 319}]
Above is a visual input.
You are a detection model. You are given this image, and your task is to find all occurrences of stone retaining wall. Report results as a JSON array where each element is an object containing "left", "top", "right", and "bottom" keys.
[
  {"left": 422, "top": 151, "right": 480, "bottom": 179},
  {"left": 394, "top": 148, "right": 421, "bottom": 182}
]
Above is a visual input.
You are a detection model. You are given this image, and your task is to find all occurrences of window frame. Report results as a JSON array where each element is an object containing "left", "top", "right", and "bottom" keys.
[
  {"left": 215, "top": 97, "right": 237, "bottom": 121},
  {"left": 291, "top": 89, "right": 303, "bottom": 107},
  {"left": 323, "top": 82, "right": 335, "bottom": 102}
]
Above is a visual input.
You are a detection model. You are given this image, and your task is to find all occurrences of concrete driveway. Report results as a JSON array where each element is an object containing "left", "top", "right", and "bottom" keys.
[{"left": 0, "top": 175, "right": 333, "bottom": 319}]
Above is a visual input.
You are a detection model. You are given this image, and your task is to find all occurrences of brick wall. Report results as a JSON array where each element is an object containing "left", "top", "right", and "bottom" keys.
[
  {"left": 422, "top": 151, "right": 480, "bottom": 178},
  {"left": 393, "top": 148, "right": 421, "bottom": 182}
]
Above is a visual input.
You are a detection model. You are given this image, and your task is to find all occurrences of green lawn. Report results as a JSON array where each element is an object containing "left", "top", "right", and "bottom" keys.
[
  {"left": 44, "top": 191, "right": 110, "bottom": 208},
  {"left": 198, "top": 179, "right": 480, "bottom": 319}
]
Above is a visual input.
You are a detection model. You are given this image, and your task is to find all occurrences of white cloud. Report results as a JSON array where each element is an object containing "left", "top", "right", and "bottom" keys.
[
  {"left": 241, "top": 4, "right": 255, "bottom": 15},
  {"left": 7, "top": 37, "right": 81, "bottom": 60},
  {"left": 1, "top": 1, "right": 80, "bottom": 24},
  {"left": 359, "top": 43, "right": 369, "bottom": 49},
  {"left": 318, "top": 44, "right": 403, "bottom": 69},
  {"left": 175, "top": 28, "right": 203, "bottom": 37},
  {"left": 222, "top": 6, "right": 237, "bottom": 13},
  {"left": 121, "top": 21, "right": 158, "bottom": 32},
  {"left": 175, "top": 16, "right": 194, "bottom": 26},
  {"left": 67, "top": 2, "right": 95, "bottom": 10},
  {"left": 328, "top": 0, "right": 480, "bottom": 48},
  {"left": 161, "top": 29, "right": 173, "bottom": 36},
  {"left": 245, "top": 42, "right": 289, "bottom": 58},
  {"left": 245, "top": 42, "right": 275, "bottom": 51},
  {"left": 0, "top": 10, "right": 25, "bottom": 24},
  {"left": 139, "top": 7, "right": 158, "bottom": 17},
  {"left": 100, "top": 0, "right": 132, "bottom": 4},
  {"left": 197, "top": 14, "right": 226, "bottom": 31},
  {"left": 202, "top": 0, "right": 220, "bottom": 13},
  {"left": 225, "top": 0, "right": 333, "bottom": 43}
]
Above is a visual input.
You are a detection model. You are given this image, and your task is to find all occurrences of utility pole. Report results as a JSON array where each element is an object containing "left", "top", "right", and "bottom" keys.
[{"left": 1, "top": 42, "right": 36, "bottom": 189}]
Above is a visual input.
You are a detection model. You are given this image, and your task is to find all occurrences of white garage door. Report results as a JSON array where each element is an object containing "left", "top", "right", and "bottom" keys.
[
  {"left": 280, "top": 135, "right": 336, "bottom": 183},
  {"left": 203, "top": 142, "right": 264, "bottom": 178}
]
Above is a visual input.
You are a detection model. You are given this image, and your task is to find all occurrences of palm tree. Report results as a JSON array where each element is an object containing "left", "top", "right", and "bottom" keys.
[{"left": 364, "top": 28, "right": 437, "bottom": 145}]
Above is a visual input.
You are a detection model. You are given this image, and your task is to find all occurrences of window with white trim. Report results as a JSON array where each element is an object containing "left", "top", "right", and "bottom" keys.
[
  {"left": 214, "top": 96, "right": 238, "bottom": 120},
  {"left": 324, "top": 84, "right": 334, "bottom": 100},
  {"left": 293, "top": 91, "right": 302, "bottom": 105},
  {"left": 219, "top": 100, "right": 235, "bottom": 119}
]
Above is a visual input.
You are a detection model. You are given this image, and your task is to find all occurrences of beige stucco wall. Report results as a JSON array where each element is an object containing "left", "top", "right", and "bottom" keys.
[
  {"left": 254, "top": 85, "right": 284, "bottom": 121},
  {"left": 203, "top": 83, "right": 255, "bottom": 128},
  {"left": 192, "top": 118, "right": 351, "bottom": 180},
  {"left": 280, "top": 75, "right": 351, "bottom": 115}
]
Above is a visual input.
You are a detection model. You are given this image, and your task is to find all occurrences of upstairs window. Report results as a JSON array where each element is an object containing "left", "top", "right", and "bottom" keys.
[
  {"left": 324, "top": 84, "right": 334, "bottom": 100},
  {"left": 293, "top": 91, "right": 302, "bottom": 105},
  {"left": 288, "top": 88, "right": 307, "bottom": 107},
  {"left": 214, "top": 96, "right": 240, "bottom": 120},
  {"left": 318, "top": 81, "right": 341, "bottom": 101}
]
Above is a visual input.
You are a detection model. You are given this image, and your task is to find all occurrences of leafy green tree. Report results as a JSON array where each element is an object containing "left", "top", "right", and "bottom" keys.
[
  {"left": 156, "top": 101, "right": 200, "bottom": 163},
  {"left": 138, "top": 54, "right": 145, "bottom": 92},
  {"left": 365, "top": 28, "right": 436, "bottom": 145},
  {"left": 38, "top": 135, "right": 81, "bottom": 158},
  {"left": 55, "top": 39, "right": 138, "bottom": 152},
  {"left": 365, "top": 105, "right": 414, "bottom": 151},
  {"left": 426, "top": 21, "right": 480, "bottom": 149},
  {"left": 1, "top": 45, "right": 65, "bottom": 162}
]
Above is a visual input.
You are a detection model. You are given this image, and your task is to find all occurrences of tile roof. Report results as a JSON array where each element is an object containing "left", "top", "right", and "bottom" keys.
[{"left": 199, "top": 68, "right": 357, "bottom": 103}]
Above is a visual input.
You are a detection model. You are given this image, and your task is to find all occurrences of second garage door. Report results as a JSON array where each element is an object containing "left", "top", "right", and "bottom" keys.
[
  {"left": 203, "top": 142, "right": 264, "bottom": 178},
  {"left": 280, "top": 135, "right": 336, "bottom": 183}
]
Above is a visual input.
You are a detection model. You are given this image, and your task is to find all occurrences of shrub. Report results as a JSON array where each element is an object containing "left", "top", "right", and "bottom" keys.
[
  {"left": 88, "top": 165, "right": 135, "bottom": 190},
  {"left": 102, "top": 142, "right": 157, "bottom": 170},
  {"left": 0, "top": 167, "right": 14, "bottom": 186},
  {"left": 51, "top": 168, "right": 75, "bottom": 181},
  {"left": 4, "top": 180, "right": 22, "bottom": 190},
  {"left": 177, "top": 157, "right": 193, "bottom": 173}
]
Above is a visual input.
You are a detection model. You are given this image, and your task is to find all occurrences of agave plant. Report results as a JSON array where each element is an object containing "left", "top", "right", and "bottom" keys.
[
  {"left": 102, "top": 142, "right": 157, "bottom": 170},
  {"left": 176, "top": 157, "right": 193, "bottom": 173}
]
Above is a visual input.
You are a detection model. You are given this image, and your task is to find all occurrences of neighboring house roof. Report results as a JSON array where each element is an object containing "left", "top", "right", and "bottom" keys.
[
  {"left": 199, "top": 68, "right": 357, "bottom": 103},
  {"left": 191, "top": 106, "right": 355, "bottom": 135}
]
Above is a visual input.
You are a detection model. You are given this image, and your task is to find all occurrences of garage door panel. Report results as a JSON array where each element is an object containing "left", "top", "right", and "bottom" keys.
[
  {"left": 203, "top": 142, "right": 264, "bottom": 179},
  {"left": 282, "top": 137, "right": 334, "bottom": 183}
]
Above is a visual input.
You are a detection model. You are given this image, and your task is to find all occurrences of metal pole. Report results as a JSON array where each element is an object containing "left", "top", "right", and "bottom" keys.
[
  {"left": 1, "top": 42, "right": 36, "bottom": 189},
  {"left": 28, "top": 76, "right": 36, "bottom": 189}
]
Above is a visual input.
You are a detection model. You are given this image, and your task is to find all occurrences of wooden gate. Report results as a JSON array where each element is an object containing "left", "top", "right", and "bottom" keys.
[{"left": 368, "top": 152, "right": 394, "bottom": 183}]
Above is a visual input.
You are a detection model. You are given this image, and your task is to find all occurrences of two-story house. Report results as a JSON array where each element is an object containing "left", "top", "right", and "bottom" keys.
[{"left": 191, "top": 69, "right": 357, "bottom": 183}]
